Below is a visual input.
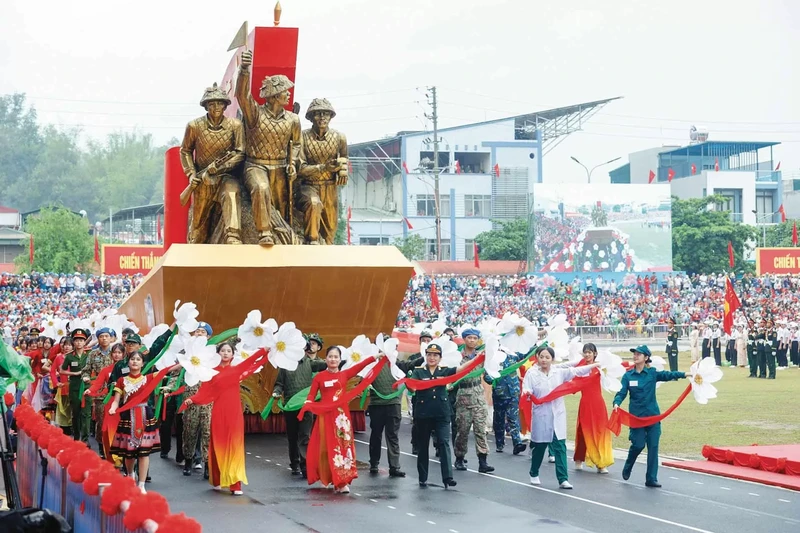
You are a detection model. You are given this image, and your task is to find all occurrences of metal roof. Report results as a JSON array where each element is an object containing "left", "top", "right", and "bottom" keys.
[
  {"left": 659, "top": 141, "right": 780, "bottom": 158},
  {"left": 99, "top": 203, "right": 164, "bottom": 223}
]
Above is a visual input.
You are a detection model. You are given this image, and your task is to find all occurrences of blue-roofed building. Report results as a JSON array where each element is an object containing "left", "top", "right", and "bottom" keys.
[{"left": 610, "top": 140, "right": 782, "bottom": 226}]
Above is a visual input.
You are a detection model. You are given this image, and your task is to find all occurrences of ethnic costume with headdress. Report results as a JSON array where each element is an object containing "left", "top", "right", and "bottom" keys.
[{"left": 108, "top": 370, "right": 161, "bottom": 459}]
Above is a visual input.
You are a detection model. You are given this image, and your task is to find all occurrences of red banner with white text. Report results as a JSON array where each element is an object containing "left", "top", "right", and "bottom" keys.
[{"left": 101, "top": 244, "right": 164, "bottom": 276}]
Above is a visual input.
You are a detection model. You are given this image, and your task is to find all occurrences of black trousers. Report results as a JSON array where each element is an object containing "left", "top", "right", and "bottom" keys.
[
  {"left": 284, "top": 410, "right": 313, "bottom": 470},
  {"left": 748, "top": 346, "right": 757, "bottom": 376},
  {"left": 416, "top": 417, "right": 453, "bottom": 484},
  {"left": 757, "top": 345, "right": 767, "bottom": 377},
  {"left": 159, "top": 400, "right": 183, "bottom": 459},
  {"left": 666, "top": 348, "right": 678, "bottom": 371},
  {"left": 713, "top": 342, "right": 722, "bottom": 366},
  {"left": 368, "top": 404, "right": 402, "bottom": 470},
  {"left": 791, "top": 341, "right": 799, "bottom": 366},
  {"left": 701, "top": 339, "right": 711, "bottom": 359},
  {"left": 725, "top": 340, "right": 736, "bottom": 365},
  {"left": 777, "top": 345, "right": 788, "bottom": 368}
]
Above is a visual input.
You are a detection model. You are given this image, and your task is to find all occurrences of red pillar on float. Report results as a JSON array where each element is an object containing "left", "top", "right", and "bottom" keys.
[{"left": 163, "top": 146, "right": 188, "bottom": 251}]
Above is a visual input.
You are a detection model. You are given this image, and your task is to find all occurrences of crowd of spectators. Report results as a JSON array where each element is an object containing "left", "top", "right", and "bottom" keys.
[
  {"left": 397, "top": 272, "right": 800, "bottom": 331},
  {"left": 1, "top": 272, "right": 141, "bottom": 339}
]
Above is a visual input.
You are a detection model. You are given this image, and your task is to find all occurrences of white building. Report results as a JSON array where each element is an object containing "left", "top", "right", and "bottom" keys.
[{"left": 343, "top": 98, "right": 619, "bottom": 260}]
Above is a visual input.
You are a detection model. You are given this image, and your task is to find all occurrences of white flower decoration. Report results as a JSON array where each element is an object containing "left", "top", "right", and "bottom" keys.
[
  {"left": 343, "top": 334, "right": 379, "bottom": 372},
  {"left": 238, "top": 310, "right": 277, "bottom": 349},
  {"left": 142, "top": 324, "right": 170, "bottom": 351},
  {"left": 596, "top": 350, "right": 626, "bottom": 393},
  {"left": 649, "top": 355, "right": 667, "bottom": 388},
  {"left": 689, "top": 358, "right": 723, "bottom": 405},
  {"left": 176, "top": 336, "right": 220, "bottom": 386},
  {"left": 173, "top": 300, "right": 200, "bottom": 335},
  {"left": 231, "top": 341, "right": 256, "bottom": 367},
  {"left": 428, "top": 318, "right": 448, "bottom": 339},
  {"left": 483, "top": 335, "right": 508, "bottom": 379},
  {"left": 499, "top": 314, "right": 538, "bottom": 355},
  {"left": 375, "top": 333, "right": 404, "bottom": 380},
  {"left": 267, "top": 322, "right": 306, "bottom": 371},
  {"left": 477, "top": 316, "right": 502, "bottom": 338}
]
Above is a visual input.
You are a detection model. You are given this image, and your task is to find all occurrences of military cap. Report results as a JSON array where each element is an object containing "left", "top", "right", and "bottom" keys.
[
  {"left": 200, "top": 82, "right": 231, "bottom": 107},
  {"left": 305, "top": 98, "right": 336, "bottom": 121},
  {"left": 259, "top": 75, "right": 294, "bottom": 99}
]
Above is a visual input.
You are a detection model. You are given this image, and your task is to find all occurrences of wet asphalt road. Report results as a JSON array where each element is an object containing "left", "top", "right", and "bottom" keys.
[{"left": 148, "top": 417, "right": 799, "bottom": 533}]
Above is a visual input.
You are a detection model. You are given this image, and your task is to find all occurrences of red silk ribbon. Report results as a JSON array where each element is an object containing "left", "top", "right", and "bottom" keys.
[{"left": 393, "top": 354, "right": 486, "bottom": 391}]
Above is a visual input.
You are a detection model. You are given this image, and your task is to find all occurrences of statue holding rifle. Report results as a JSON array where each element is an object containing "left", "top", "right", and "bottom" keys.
[
  {"left": 236, "top": 49, "right": 301, "bottom": 246},
  {"left": 179, "top": 83, "right": 245, "bottom": 244}
]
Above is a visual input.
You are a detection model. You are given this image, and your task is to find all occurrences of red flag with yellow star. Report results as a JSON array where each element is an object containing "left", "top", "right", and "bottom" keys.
[{"left": 723, "top": 277, "right": 741, "bottom": 335}]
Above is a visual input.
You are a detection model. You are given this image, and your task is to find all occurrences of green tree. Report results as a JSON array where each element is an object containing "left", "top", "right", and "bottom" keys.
[
  {"left": 0, "top": 94, "right": 43, "bottom": 205},
  {"left": 392, "top": 234, "right": 425, "bottom": 261},
  {"left": 671, "top": 195, "right": 756, "bottom": 274},
  {"left": 764, "top": 220, "right": 799, "bottom": 248},
  {"left": 15, "top": 207, "right": 94, "bottom": 273},
  {"left": 475, "top": 218, "right": 528, "bottom": 260}
]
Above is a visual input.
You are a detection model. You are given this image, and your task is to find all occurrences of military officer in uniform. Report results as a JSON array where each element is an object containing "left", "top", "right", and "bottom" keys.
[
  {"left": 747, "top": 323, "right": 757, "bottom": 377},
  {"left": 82, "top": 327, "right": 114, "bottom": 455},
  {"left": 297, "top": 98, "right": 348, "bottom": 245},
  {"left": 180, "top": 83, "right": 245, "bottom": 244},
  {"left": 766, "top": 319, "right": 778, "bottom": 379},
  {"left": 410, "top": 331, "right": 433, "bottom": 455},
  {"left": 755, "top": 318, "right": 767, "bottom": 378},
  {"left": 409, "top": 343, "right": 472, "bottom": 489},
  {"left": 665, "top": 317, "right": 679, "bottom": 371}
]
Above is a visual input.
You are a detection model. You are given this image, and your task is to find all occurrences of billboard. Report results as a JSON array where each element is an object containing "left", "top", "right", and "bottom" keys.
[
  {"left": 532, "top": 184, "right": 672, "bottom": 273},
  {"left": 755, "top": 247, "right": 800, "bottom": 275},
  {"left": 102, "top": 244, "right": 164, "bottom": 276}
]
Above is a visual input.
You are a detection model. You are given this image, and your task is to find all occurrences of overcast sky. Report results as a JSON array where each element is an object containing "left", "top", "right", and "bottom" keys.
[{"left": 1, "top": 0, "right": 798, "bottom": 185}]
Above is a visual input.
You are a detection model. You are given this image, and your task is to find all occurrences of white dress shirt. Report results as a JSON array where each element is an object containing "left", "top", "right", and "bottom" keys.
[{"left": 522, "top": 363, "right": 594, "bottom": 443}]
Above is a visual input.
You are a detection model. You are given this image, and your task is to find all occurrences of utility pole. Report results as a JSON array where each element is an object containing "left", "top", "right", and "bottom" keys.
[{"left": 426, "top": 86, "right": 442, "bottom": 261}]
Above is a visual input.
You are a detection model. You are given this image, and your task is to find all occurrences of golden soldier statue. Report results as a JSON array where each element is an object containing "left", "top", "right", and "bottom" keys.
[
  {"left": 179, "top": 83, "right": 245, "bottom": 244},
  {"left": 236, "top": 50, "right": 302, "bottom": 246},
  {"left": 297, "top": 99, "right": 348, "bottom": 245}
]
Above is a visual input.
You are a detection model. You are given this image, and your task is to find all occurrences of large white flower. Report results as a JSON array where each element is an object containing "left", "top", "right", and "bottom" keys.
[
  {"left": 596, "top": 350, "right": 626, "bottom": 393},
  {"left": 547, "top": 314, "right": 569, "bottom": 330},
  {"left": 105, "top": 313, "right": 139, "bottom": 335},
  {"left": 156, "top": 331, "right": 190, "bottom": 370},
  {"left": 477, "top": 316, "right": 502, "bottom": 338},
  {"left": 499, "top": 314, "right": 538, "bottom": 354},
  {"left": 428, "top": 318, "right": 448, "bottom": 339},
  {"left": 69, "top": 318, "right": 92, "bottom": 332},
  {"left": 649, "top": 355, "right": 667, "bottom": 388},
  {"left": 483, "top": 335, "right": 508, "bottom": 379},
  {"left": 566, "top": 337, "right": 583, "bottom": 363},
  {"left": 343, "top": 334, "right": 379, "bottom": 372},
  {"left": 238, "top": 310, "right": 277, "bottom": 349},
  {"left": 375, "top": 333, "right": 405, "bottom": 380},
  {"left": 496, "top": 313, "right": 521, "bottom": 335},
  {"left": 173, "top": 300, "right": 200, "bottom": 335},
  {"left": 231, "top": 341, "right": 256, "bottom": 367},
  {"left": 421, "top": 336, "right": 461, "bottom": 368},
  {"left": 176, "top": 336, "right": 220, "bottom": 386},
  {"left": 689, "top": 357, "right": 723, "bottom": 405},
  {"left": 142, "top": 324, "right": 170, "bottom": 351},
  {"left": 267, "top": 322, "right": 306, "bottom": 371},
  {"left": 40, "top": 314, "right": 58, "bottom": 332}
]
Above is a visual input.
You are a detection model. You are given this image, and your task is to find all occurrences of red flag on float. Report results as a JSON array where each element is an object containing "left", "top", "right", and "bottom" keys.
[
  {"left": 779, "top": 204, "right": 787, "bottom": 223},
  {"left": 723, "top": 277, "right": 741, "bottom": 335},
  {"left": 402, "top": 161, "right": 410, "bottom": 174},
  {"left": 430, "top": 278, "right": 441, "bottom": 311},
  {"left": 346, "top": 206, "right": 352, "bottom": 245},
  {"left": 793, "top": 221, "right": 798, "bottom": 247},
  {"left": 94, "top": 234, "right": 101, "bottom": 264},
  {"left": 667, "top": 168, "right": 675, "bottom": 183},
  {"left": 691, "top": 163, "right": 696, "bottom": 175},
  {"left": 648, "top": 170, "right": 655, "bottom": 184},
  {"left": 454, "top": 160, "right": 462, "bottom": 174},
  {"left": 728, "top": 241, "right": 735, "bottom": 269},
  {"left": 403, "top": 217, "right": 413, "bottom": 230},
  {"left": 29, "top": 234, "right": 34, "bottom": 265},
  {"left": 494, "top": 164, "right": 500, "bottom": 177},
  {"left": 714, "top": 158, "right": 720, "bottom": 171},
  {"left": 776, "top": 161, "right": 781, "bottom": 171},
  {"left": 473, "top": 242, "right": 480, "bottom": 268}
]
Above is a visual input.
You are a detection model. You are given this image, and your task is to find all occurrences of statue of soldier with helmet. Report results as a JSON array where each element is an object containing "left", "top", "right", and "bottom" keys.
[{"left": 179, "top": 83, "right": 245, "bottom": 244}]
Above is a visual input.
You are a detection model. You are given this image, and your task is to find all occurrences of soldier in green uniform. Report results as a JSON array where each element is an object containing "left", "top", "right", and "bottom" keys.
[
  {"left": 755, "top": 318, "right": 767, "bottom": 378},
  {"left": 766, "top": 319, "right": 778, "bottom": 379},
  {"left": 747, "top": 322, "right": 757, "bottom": 378},
  {"left": 82, "top": 327, "right": 114, "bottom": 456},
  {"left": 613, "top": 345, "right": 688, "bottom": 487},
  {"left": 61, "top": 328, "right": 92, "bottom": 442},
  {"left": 453, "top": 328, "right": 494, "bottom": 474},
  {"left": 272, "top": 332, "right": 328, "bottom": 478},
  {"left": 409, "top": 343, "right": 472, "bottom": 488},
  {"left": 665, "top": 317, "right": 679, "bottom": 371}
]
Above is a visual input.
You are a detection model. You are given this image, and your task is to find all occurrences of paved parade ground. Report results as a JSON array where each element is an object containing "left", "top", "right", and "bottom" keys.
[{"left": 150, "top": 420, "right": 799, "bottom": 533}]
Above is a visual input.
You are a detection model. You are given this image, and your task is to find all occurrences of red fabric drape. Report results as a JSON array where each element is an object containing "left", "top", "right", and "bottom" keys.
[
  {"left": 298, "top": 357, "right": 387, "bottom": 419},
  {"left": 102, "top": 367, "right": 173, "bottom": 438},
  {"left": 394, "top": 354, "right": 485, "bottom": 391},
  {"left": 607, "top": 384, "right": 692, "bottom": 436}
]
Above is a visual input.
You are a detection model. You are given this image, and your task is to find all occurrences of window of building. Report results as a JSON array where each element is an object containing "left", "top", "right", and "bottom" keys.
[
  {"left": 359, "top": 236, "right": 389, "bottom": 246},
  {"left": 454, "top": 152, "right": 490, "bottom": 174},
  {"left": 756, "top": 191, "right": 774, "bottom": 222},
  {"left": 465, "top": 239, "right": 475, "bottom": 260},
  {"left": 418, "top": 151, "right": 451, "bottom": 172},
  {"left": 425, "top": 239, "right": 451, "bottom": 260},
  {"left": 464, "top": 195, "right": 491, "bottom": 217},
  {"left": 416, "top": 194, "right": 450, "bottom": 217}
]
